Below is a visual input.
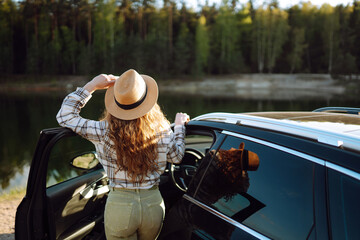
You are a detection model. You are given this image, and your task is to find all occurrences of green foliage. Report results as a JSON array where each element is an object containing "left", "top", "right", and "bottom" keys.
[
  {"left": 0, "top": 0, "right": 15, "bottom": 73},
  {"left": 212, "top": 2, "right": 242, "bottom": 73},
  {"left": 26, "top": 35, "right": 40, "bottom": 74},
  {"left": 333, "top": 52, "right": 358, "bottom": 74},
  {"left": 174, "top": 22, "right": 192, "bottom": 75},
  {"left": 348, "top": 1, "right": 360, "bottom": 73},
  {"left": 253, "top": 5, "right": 289, "bottom": 73},
  {"left": 195, "top": 15, "right": 209, "bottom": 76},
  {"left": 0, "top": 0, "right": 359, "bottom": 76},
  {"left": 142, "top": 8, "right": 169, "bottom": 77},
  {"left": 288, "top": 28, "right": 306, "bottom": 73},
  {"left": 60, "top": 25, "right": 78, "bottom": 74},
  {"left": 266, "top": 7, "right": 289, "bottom": 73},
  {"left": 320, "top": 4, "right": 340, "bottom": 73},
  {"left": 287, "top": 5, "right": 307, "bottom": 73},
  {"left": 93, "top": 0, "right": 117, "bottom": 73}
]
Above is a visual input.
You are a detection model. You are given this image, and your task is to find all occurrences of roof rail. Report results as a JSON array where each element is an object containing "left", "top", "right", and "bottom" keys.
[
  {"left": 192, "top": 112, "right": 360, "bottom": 152},
  {"left": 313, "top": 107, "right": 360, "bottom": 115}
]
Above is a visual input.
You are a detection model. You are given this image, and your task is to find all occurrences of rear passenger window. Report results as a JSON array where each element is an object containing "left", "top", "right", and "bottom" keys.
[
  {"left": 328, "top": 169, "right": 360, "bottom": 240},
  {"left": 193, "top": 135, "right": 315, "bottom": 239}
]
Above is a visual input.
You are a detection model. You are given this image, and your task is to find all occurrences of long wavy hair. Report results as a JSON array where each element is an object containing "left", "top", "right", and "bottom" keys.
[{"left": 103, "top": 103, "right": 170, "bottom": 183}]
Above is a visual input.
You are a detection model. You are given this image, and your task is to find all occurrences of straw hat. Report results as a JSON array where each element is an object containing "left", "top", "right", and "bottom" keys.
[{"left": 105, "top": 69, "right": 158, "bottom": 120}]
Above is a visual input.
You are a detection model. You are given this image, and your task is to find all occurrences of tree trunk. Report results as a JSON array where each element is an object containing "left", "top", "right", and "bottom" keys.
[
  {"left": 256, "top": 10, "right": 265, "bottom": 73},
  {"left": 328, "top": 31, "right": 333, "bottom": 73},
  {"left": 168, "top": 5, "right": 173, "bottom": 58},
  {"left": 138, "top": 7, "right": 143, "bottom": 39},
  {"left": 50, "top": 0, "right": 57, "bottom": 41},
  {"left": 34, "top": 8, "right": 39, "bottom": 46},
  {"left": 72, "top": 12, "right": 77, "bottom": 74},
  {"left": 87, "top": 8, "right": 92, "bottom": 47}
]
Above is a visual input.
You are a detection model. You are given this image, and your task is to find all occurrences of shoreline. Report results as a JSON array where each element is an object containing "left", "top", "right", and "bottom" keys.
[
  {"left": 0, "top": 74, "right": 359, "bottom": 101},
  {"left": 159, "top": 74, "right": 352, "bottom": 100}
]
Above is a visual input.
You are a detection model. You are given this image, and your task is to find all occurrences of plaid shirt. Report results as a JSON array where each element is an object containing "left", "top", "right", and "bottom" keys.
[{"left": 56, "top": 87, "right": 185, "bottom": 189}]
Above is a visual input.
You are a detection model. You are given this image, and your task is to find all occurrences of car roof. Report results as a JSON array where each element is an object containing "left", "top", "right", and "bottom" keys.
[
  {"left": 192, "top": 111, "right": 360, "bottom": 153},
  {"left": 246, "top": 112, "right": 360, "bottom": 137}
]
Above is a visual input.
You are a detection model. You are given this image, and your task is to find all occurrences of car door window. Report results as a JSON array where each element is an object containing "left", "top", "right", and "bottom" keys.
[
  {"left": 192, "top": 134, "right": 315, "bottom": 240},
  {"left": 328, "top": 169, "right": 360, "bottom": 240},
  {"left": 185, "top": 134, "right": 213, "bottom": 155},
  {"left": 47, "top": 134, "right": 97, "bottom": 187}
]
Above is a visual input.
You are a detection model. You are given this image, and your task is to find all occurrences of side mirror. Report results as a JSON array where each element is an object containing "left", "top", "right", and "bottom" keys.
[{"left": 70, "top": 151, "right": 99, "bottom": 170}]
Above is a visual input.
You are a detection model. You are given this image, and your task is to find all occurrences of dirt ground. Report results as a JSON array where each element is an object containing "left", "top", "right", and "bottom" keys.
[{"left": 0, "top": 197, "right": 23, "bottom": 240}]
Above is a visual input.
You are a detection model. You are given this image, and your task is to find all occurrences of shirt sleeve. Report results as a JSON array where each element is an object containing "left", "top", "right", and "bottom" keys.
[
  {"left": 56, "top": 87, "right": 107, "bottom": 143},
  {"left": 166, "top": 125, "right": 186, "bottom": 164}
]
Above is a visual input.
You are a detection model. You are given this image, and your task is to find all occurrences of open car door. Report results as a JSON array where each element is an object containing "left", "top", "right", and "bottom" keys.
[{"left": 16, "top": 127, "right": 109, "bottom": 240}]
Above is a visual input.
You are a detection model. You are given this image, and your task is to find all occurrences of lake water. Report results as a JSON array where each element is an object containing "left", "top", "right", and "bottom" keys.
[{"left": 1, "top": 87, "right": 359, "bottom": 194}]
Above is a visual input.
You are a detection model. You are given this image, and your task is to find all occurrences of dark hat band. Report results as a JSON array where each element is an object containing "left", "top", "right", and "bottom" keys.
[{"left": 114, "top": 86, "right": 148, "bottom": 110}]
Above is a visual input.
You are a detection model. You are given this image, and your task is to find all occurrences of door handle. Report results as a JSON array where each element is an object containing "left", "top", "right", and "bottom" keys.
[{"left": 80, "top": 185, "right": 109, "bottom": 199}]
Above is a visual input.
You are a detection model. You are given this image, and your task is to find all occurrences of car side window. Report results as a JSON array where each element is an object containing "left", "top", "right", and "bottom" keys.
[
  {"left": 46, "top": 135, "right": 97, "bottom": 187},
  {"left": 192, "top": 135, "right": 315, "bottom": 239},
  {"left": 328, "top": 169, "right": 360, "bottom": 240}
]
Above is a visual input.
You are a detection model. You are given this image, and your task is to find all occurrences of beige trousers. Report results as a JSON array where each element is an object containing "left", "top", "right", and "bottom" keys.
[{"left": 104, "top": 187, "right": 165, "bottom": 240}]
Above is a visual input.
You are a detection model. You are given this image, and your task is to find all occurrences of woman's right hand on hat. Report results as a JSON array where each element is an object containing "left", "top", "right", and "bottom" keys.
[
  {"left": 175, "top": 112, "right": 190, "bottom": 126},
  {"left": 84, "top": 74, "right": 117, "bottom": 93}
]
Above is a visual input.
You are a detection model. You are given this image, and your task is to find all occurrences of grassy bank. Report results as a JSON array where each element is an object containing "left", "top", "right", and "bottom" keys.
[{"left": 0, "top": 188, "right": 25, "bottom": 202}]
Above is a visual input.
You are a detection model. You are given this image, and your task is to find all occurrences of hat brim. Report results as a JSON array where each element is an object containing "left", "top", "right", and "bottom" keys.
[{"left": 104, "top": 74, "right": 158, "bottom": 120}]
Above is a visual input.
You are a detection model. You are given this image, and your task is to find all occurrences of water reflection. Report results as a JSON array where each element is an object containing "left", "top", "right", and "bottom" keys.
[
  {"left": 191, "top": 143, "right": 264, "bottom": 220},
  {"left": 0, "top": 93, "right": 60, "bottom": 192},
  {"left": 193, "top": 143, "right": 259, "bottom": 204},
  {"left": 1, "top": 90, "right": 359, "bottom": 193},
  {"left": 163, "top": 143, "right": 264, "bottom": 239},
  {"left": 46, "top": 134, "right": 95, "bottom": 188}
]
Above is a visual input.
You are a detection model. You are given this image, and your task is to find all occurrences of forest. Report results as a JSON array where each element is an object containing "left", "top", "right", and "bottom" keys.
[{"left": 0, "top": 0, "right": 359, "bottom": 79}]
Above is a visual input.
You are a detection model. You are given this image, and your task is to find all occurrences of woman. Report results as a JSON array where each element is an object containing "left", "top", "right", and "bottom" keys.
[{"left": 56, "top": 69, "right": 189, "bottom": 240}]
